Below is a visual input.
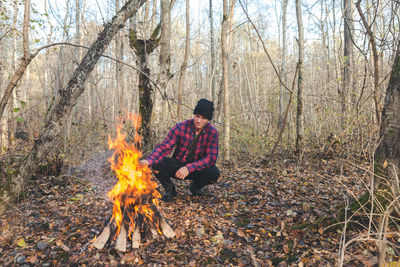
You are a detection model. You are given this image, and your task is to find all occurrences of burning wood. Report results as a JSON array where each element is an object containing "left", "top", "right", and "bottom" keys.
[{"left": 92, "top": 115, "right": 175, "bottom": 251}]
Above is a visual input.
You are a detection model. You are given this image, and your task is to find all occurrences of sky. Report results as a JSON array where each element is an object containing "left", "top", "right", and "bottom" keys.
[
  {"left": 28, "top": 0, "right": 320, "bottom": 44},
  {"left": 0, "top": 0, "right": 342, "bottom": 54}
]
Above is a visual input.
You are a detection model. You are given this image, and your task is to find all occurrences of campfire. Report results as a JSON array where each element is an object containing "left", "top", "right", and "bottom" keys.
[{"left": 92, "top": 115, "right": 175, "bottom": 251}]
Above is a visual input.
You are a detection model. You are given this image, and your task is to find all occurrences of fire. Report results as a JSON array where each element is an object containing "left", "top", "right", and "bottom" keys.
[{"left": 107, "top": 114, "right": 161, "bottom": 237}]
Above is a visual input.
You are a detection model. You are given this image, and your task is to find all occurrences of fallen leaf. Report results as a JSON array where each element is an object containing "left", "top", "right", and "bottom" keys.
[
  {"left": 56, "top": 240, "right": 70, "bottom": 252},
  {"left": 27, "top": 255, "right": 38, "bottom": 264},
  {"left": 17, "top": 238, "right": 26, "bottom": 248}
]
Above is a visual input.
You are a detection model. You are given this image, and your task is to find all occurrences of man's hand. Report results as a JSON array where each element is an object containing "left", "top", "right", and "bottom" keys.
[
  {"left": 175, "top": 166, "right": 189, "bottom": 180},
  {"left": 140, "top": 160, "right": 149, "bottom": 166}
]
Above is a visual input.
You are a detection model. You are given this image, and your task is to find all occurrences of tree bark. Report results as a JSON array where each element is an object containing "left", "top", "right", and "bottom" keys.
[
  {"left": 115, "top": 0, "right": 124, "bottom": 118},
  {"left": 0, "top": 0, "right": 147, "bottom": 215},
  {"left": 279, "top": 0, "right": 288, "bottom": 125},
  {"left": 159, "top": 0, "right": 172, "bottom": 87},
  {"left": 222, "top": 0, "right": 230, "bottom": 161},
  {"left": 374, "top": 40, "right": 400, "bottom": 199},
  {"left": 209, "top": 0, "right": 216, "bottom": 103},
  {"left": 129, "top": 24, "right": 161, "bottom": 150},
  {"left": 7, "top": 0, "right": 18, "bottom": 145},
  {"left": 342, "top": 0, "right": 354, "bottom": 117},
  {"left": 153, "top": 0, "right": 173, "bottom": 127},
  {"left": 295, "top": 0, "right": 304, "bottom": 157},
  {"left": 177, "top": 0, "right": 190, "bottom": 121}
]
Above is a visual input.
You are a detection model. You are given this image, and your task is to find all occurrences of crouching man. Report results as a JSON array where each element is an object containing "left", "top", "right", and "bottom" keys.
[{"left": 140, "top": 99, "right": 220, "bottom": 202}]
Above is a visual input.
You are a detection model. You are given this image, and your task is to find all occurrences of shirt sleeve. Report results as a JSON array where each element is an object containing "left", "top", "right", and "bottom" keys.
[
  {"left": 185, "top": 129, "right": 219, "bottom": 172},
  {"left": 146, "top": 124, "right": 180, "bottom": 166}
]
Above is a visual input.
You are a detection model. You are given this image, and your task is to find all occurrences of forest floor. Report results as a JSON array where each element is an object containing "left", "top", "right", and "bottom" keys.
[{"left": 0, "top": 151, "right": 399, "bottom": 266}]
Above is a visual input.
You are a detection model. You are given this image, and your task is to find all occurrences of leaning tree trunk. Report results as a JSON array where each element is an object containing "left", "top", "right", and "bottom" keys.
[{"left": 0, "top": 0, "right": 147, "bottom": 215}]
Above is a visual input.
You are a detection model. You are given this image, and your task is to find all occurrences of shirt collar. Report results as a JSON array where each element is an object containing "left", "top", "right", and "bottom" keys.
[{"left": 190, "top": 119, "right": 208, "bottom": 134}]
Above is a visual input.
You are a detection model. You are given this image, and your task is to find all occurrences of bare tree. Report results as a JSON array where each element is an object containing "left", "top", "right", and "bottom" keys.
[
  {"left": 356, "top": 0, "right": 381, "bottom": 125},
  {"left": 7, "top": 0, "right": 18, "bottom": 145},
  {"left": 152, "top": 0, "right": 173, "bottom": 127},
  {"left": 114, "top": 0, "right": 125, "bottom": 118},
  {"left": 342, "top": 0, "right": 354, "bottom": 117},
  {"left": 177, "top": 0, "right": 190, "bottom": 120},
  {"left": 279, "top": 0, "right": 288, "bottom": 125},
  {"left": 0, "top": 0, "right": 147, "bottom": 215},
  {"left": 295, "top": 0, "right": 304, "bottom": 157},
  {"left": 159, "top": 0, "right": 172, "bottom": 90},
  {"left": 209, "top": 0, "right": 216, "bottom": 103},
  {"left": 222, "top": 0, "right": 230, "bottom": 161}
]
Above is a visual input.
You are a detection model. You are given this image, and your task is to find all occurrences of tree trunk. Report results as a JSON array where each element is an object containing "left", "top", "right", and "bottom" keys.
[
  {"left": 7, "top": 0, "right": 18, "bottom": 145},
  {"left": 0, "top": 0, "right": 29, "bottom": 135},
  {"left": 115, "top": 0, "right": 124, "bottom": 118},
  {"left": 129, "top": 24, "right": 161, "bottom": 150},
  {"left": 177, "top": 0, "right": 190, "bottom": 121},
  {"left": 159, "top": 0, "right": 172, "bottom": 89},
  {"left": 151, "top": 0, "right": 157, "bottom": 30},
  {"left": 0, "top": 0, "right": 147, "bottom": 215},
  {"left": 355, "top": 0, "right": 381, "bottom": 125},
  {"left": 374, "top": 40, "right": 400, "bottom": 204},
  {"left": 209, "top": 0, "right": 216, "bottom": 103},
  {"left": 342, "top": 0, "right": 354, "bottom": 118},
  {"left": 279, "top": 0, "right": 288, "bottom": 126},
  {"left": 222, "top": 0, "right": 230, "bottom": 161},
  {"left": 295, "top": 0, "right": 304, "bottom": 157},
  {"left": 153, "top": 0, "right": 173, "bottom": 127}
]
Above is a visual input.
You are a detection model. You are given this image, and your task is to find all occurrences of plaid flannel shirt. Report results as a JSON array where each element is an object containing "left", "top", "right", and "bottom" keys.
[{"left": 146, "top": 119, "right": 219, "bottom": 172}]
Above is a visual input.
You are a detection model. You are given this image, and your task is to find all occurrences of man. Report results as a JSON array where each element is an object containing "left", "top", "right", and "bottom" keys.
[{"left": 140, "top": 99, "right": 220, "bottom": 202}]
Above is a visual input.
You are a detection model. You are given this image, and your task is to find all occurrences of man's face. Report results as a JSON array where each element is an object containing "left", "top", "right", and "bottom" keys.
[{"left": 193, "top": 114, "right": 209, "bottom": 132}]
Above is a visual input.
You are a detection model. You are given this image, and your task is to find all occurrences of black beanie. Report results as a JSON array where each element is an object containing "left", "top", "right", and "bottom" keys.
[{"left": 193, "top": 99, "right": 214, "bottom": 120}]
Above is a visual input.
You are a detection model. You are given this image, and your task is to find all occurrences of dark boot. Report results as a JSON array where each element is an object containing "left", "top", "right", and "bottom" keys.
[
  {"left": 161, "top": 183, "right": 177, "bottom": 202},
  {"left": 189, "top": 182, "right": 204, "bottom": 197}
]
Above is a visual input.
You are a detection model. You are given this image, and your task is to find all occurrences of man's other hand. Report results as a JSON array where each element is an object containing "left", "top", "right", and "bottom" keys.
[
  {"left": 175, "top": 166, "right": 189, "bottom": 179},
  {"left": 140, "top": 160, "right": 149, "bottom": 166}
]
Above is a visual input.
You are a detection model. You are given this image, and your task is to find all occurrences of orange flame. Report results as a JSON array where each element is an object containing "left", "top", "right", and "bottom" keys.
[{"left": 107, "top": 114, "right": 161, "bottom": 237}]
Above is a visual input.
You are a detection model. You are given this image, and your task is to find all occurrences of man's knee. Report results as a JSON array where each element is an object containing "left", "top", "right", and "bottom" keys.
[
  {"left": 210, "top": 165, "right": 220, "bottom": 182},
  {"left": 204, "top": 165, "right": 220, "bottom": 183}
]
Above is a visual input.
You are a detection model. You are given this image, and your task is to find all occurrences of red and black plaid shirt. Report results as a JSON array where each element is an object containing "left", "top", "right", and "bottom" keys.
[{"left": 146, "top": 119, "right": 219, "bottom": 172}]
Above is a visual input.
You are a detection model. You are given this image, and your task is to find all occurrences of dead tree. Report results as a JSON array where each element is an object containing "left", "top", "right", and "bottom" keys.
[{"left": 0, "top": 0, "right": 147, "bottom": 215}]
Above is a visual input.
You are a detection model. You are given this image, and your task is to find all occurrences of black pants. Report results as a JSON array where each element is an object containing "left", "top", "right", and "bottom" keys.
[{"left": 152, "top": 157, "right": 220, "bottom": 191}]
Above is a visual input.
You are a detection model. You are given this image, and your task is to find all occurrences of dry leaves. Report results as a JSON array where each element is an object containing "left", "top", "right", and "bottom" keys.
[{"left": 0, "top": 157, "right": 399, "bottom": 265}]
